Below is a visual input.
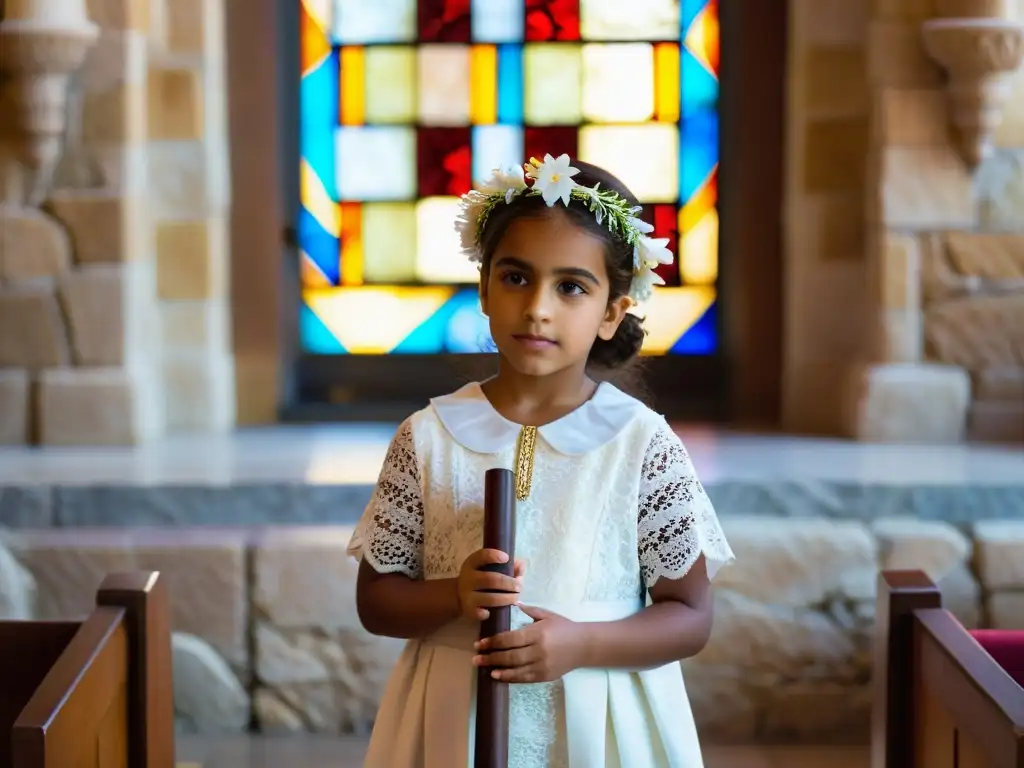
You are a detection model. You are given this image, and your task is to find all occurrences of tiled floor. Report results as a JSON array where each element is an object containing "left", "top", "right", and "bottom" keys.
[
  {"left": 1, "top": 423, "right": 1021, "bottom": 486},
  {"left": 176, "top": 735, "right": 869, "bottom": 767}
]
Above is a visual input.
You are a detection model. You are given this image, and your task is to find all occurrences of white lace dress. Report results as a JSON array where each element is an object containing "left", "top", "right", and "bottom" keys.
[{"left": 347, "top": 381, "right": 735, "bottom": 768}]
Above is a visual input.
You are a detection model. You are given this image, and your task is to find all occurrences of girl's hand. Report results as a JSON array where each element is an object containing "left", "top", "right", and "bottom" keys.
[
  {"left": 456, "top": 549, "right": 527, "bottom": 622},
  {"left": 472, "top": 605, "right": 585, "bottom": 683}
]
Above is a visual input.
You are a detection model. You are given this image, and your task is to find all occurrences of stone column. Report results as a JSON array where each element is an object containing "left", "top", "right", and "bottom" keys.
[{"left": 843, "top": 0, "right": 1024, "bottom": 443}]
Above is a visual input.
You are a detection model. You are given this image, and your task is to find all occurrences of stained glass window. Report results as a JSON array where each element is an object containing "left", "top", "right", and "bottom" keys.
[{"left": 299, "top": 0, "right": 720, "bottom": 355}]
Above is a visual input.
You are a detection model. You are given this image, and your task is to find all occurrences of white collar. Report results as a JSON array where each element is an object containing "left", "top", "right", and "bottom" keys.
[{"left": 430, "top": 382, "right": 644, "bottom": 456}]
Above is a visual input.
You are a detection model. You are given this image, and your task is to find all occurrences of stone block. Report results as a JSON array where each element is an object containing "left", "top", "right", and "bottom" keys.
[
  {"left": 925, "top": 294, "right": 1024, "bottom": 370},
  {"left": 989, "top": 592, "right": 1024, "bottom": 630},
  {"left": 878, "top": 232, "right": 921, "bottom": 309},
  {"left": 975, "top": 520, "right": 1024, "bottom": 590},
  {"left": 0, "top": 206, "right": 72, "bottom": 283},
  {"left": 802, "top": 47, "right": 868, "bottom": 115},
  {"left": 156, "top": 218, "right": 227, "bottom": 299},
  {"left": 872, "top": 0, "right": 935, "bottom": 20},
  {"left": 85, "top": 0, "right": 150, "bottom": 31},
  {"left": 0, "top": 281, "right": 71, "bottom": 370},
  {"left": 37, "top": 367, "right": 162, "bottom": 445},
  {"left": 47, "top": 191, "right": 150, "bottom": 264},
  {"left": 173, "top": 633, "right": 249, "bottom": 734},
  {"left": 944, "top": 232, "right": 1024, "bottom": 281},
  {"left": 159, "top": 300, "right": 229, "bottom": 351},
  {"left": 845, "top": 362, "right": 971, "bottom": 442},
  {"left": 877, "top": 146, "right": 976, "bottom": 229},
  {"left": 802, "top": 118, "right": 869, "bottom": 193},
  {"left": 166, "top": 0, "right": 223, "bottom": 56},
  {"left": 162, "top": 350, "right": 235, "bottom": 431},
  {"left": 148, "top": 65, "right": 204, "bottom": 141},
  {"left": 234, "top": 354, "right": 279, "bottom": 425},
  {"left": 87, "top": 144, "right": 150, "bottom": 195},
  {"left": 0, "top": 369, "right": 30, "bottom": 445},
  {"left": 57, "top": 262, "right": 155, "bottom": 367},
  {"left": 872, "top": 308, "right": 923, "bottom": 362},
  {"left": 968, "top": 400, "right": 1024, "bottom": 443},
  {"left": 149, "top": 141, "right": 230, "bottom": 221},
  {"left": 79, "top": 30, "right": 148, "bottom": 89},
  {"left": 976, "top": 366, "right": 1024, "bottom": 401},
  {"left": 978, "top": 149, "right": 1024, "bottom": 230},
  {"left": 0, "top": 540, "right": 36, "bottom": 620},
  {"left": 872, "top": 88, "right": 948, "bottom": 146},
  {"left": 792, "top": 0, "right": 870, "bottom": 46},
  {"left": 995, "top": 69, "right": 1024, "bottom": 148},
  {"left": 866, "top": 21, "right": 944, "bottom": 87},
  {"left": 81, "top": 82, "right": 147, "bottom": 145}
]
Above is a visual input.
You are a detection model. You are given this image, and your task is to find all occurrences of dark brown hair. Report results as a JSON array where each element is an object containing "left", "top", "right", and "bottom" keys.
[{"left": 476, "top": 160, "right": 647, "bottom": 372}]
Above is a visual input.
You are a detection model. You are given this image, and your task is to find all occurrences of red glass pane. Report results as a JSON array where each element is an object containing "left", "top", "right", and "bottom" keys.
[
  {"left": 652, "top": 204, "right": 680, "bottom": 286},
  {"left": 524, "top": 127, "right": 578, "bottom": 167},
  {"left": 418, "top": 128, "right": 472, "bottom": 197},
  {"left": 525, "top": 0, "right": 580, "bottom": 41},
  {"left": 419, "top": 0, "right": 471, "bottom": 43}
]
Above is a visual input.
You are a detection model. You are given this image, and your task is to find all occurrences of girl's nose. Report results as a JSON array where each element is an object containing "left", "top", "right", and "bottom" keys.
[{"left": 522, "top": 287, "right": 553, "bottom": 322}]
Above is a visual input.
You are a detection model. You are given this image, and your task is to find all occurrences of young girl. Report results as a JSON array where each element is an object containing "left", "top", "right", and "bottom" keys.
[{"left": 348, "top": 155, "right": 735, "bottom": 767}]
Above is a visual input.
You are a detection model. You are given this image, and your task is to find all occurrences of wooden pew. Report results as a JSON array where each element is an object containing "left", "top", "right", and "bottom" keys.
[
  {"left": 872, "top": 569, "right": 1024, "bottom": 768},
  {"left": 0, "top": 571, "right": 175, "bottom": 767}
]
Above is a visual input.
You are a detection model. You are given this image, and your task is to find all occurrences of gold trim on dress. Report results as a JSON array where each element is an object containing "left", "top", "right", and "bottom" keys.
[{"left": 514, "top": 426, "right": 537, "bottom": 501}]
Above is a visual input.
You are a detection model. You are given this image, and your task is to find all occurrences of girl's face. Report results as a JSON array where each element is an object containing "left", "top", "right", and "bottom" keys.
[{"left": 480, "top": 209, "right": 631, "bottom": 379}]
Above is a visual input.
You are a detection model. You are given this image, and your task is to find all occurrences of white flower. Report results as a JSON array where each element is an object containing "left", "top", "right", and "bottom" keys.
[
  {"left": 627, "top": 216, "right": 655, "bottom": 235},
  {"left": 531, "top": 153, "right": 579, "bottom": 207},
  {"left": 629, "top": 266, "right": 665, "bottom": 305},
  {"left": 455, "top": 191, "right": 488, "bottom": 262},
  {"left": 481, "top": 165, "right": 527, "bottom": 204},
  {"left": 637, "top": 236, "right": 673, "bottom": 268}
]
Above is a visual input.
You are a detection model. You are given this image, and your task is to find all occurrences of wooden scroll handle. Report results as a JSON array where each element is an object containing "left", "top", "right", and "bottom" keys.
[{"left": 474, "top": 468, "right": 516, "bottom": 768}]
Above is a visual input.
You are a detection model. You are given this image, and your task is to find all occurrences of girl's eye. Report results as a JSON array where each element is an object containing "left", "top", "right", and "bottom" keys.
[
  {"left": 500, "top": 271, "right": 527, "bottom": 286},
  {"left": 559, "top": 281, "right": 586, "bottom": 296}
]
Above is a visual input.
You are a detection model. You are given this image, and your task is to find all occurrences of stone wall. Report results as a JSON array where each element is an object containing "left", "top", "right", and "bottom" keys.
[
  {"left": 785, "top": 0, "right": 1024, "bottom": 443},
  {"left": 1, "top": 519, "right": 1022, "bottom": 742},
  {"left": 0, "top": 0, "right": 233, "bottom": 445}
]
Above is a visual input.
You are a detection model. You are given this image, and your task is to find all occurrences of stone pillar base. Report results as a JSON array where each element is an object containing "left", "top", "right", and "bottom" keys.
[{"left": 844, "top": 363, "right": 972, "bottom": 443}]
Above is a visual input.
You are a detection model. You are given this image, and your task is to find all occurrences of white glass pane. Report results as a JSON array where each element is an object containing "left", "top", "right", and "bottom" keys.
[
  {"left": 580, "top": 0, "right": 681, "bottom": 41},
  {"left": 578, "top": 124, "right": 680, "bottom": 203},
  {"left": 472, "top": 125, "right": 524, "bottom": 186},
  {"left": 364, "top": 47, "right": 417, "bottom": 124},
  {"left": 582, "top": 43, "right": 655, "bottom": 123},
  {"left": 332, "top": 0, "right": 416, "bottom": 43},
  {"left": 523, "top": 44, "right": 582, "bottom": 125},
  {"left": 336, "top": 127, "right": 417, "bottom": 201},
  {"left": 471, "top": 0, "right": 524, "bottom": 42},
  {"left": 362, "top": 203, "right": 418, "bottom": 282},
  {"left": 416, "top": 197, "right": 482, "bottom": 283},
  {"left": 418, "top": 45, "right": 471, "bottom": 126}
]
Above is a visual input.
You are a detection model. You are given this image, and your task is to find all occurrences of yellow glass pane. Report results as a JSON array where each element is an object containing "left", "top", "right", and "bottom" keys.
[
  {"left": 304, "top": 286, "right": 455, "bottom": 354},
  {"left": 416, "top": 197, "right": 482, "bottom": 284},
  {"left": 470, "top": 45, "right": 498, "bottom": 124},
  {"left": 523, "top": 44, "right": 582, "bottom": 125},
  {"left": 364, "top": 46, "right": 417, "bottom": 123},
  {"left": 362, "top": 203, "right": 418, "bottom": 282},
  {"left": 654, "top": 43, "right": 680, "bottom": 122},
  {"left": 639, "top": 286, "right": 716, "bottom": 354},
  {"left": 578, "top": 124, "right": 679, "bottom": 203},
  {"left": 581, "top": 43, "right": 654, "bottom": 123},
  {"left": 336, "top": 127, "right": 417, "bottom": 201},
  {"left": 418, "top": 45, "right": 471, "bottom": 126},
  {"left": 580, "top": 0, "right": 680, "bottom": 41},
  {"left": 679, "top": 207, "right": 718, "bottom": 285},
  {"left": 340, "top": 47, "right": 365, "bottom": 125},
  {"left": 332, "top": 0, "right": 417, "bottom": 43}
]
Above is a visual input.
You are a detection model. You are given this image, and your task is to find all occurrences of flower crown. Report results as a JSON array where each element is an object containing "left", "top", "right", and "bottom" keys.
[{"left": 454, "top": 154, "right": 672, "bottom": 305}]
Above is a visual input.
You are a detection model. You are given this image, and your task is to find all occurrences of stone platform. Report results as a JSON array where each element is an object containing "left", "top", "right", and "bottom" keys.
[{"left": 0, "top": 426, "right": 1023, "bottom": 744}]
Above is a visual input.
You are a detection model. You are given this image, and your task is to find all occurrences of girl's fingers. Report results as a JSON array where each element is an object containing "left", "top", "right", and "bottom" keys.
[
  {"left": 475, "top": 626, "right": 531, "bottom": 651},
  {"left": 473, "top": 647, "right": 535, "bottom": 668},
  {"left": 475, "top": 591, "right": 520, "bottom": 609},
  {"left": 476, "top": 571, "right": 521, "bottom": 593},
  {"left": 492, "top": 664, "right": 544, "bottom": 684}
]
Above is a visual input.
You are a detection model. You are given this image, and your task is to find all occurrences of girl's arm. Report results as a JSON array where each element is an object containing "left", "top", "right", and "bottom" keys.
[
  {"left": 356, "top": 562, "right": 461, "bottom": 639},
  {"left": 580, "top": 555, "right": 713, "bottom": 669}
]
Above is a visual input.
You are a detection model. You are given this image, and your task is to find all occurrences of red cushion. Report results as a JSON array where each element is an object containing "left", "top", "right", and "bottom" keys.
[{"left": 970, "top": 630, "right": 1024, "bottom": 687}]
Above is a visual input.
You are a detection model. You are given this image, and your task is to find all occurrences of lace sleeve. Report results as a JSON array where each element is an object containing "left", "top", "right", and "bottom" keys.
[
  {"left": 637, "top": 423, "right": 735, "bottom": 589},
  {"left": 346, "top": 419, "right": 424, "bottom": 579}
]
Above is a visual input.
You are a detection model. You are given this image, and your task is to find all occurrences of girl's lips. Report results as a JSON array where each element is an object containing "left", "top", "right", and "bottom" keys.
[{"left": 513, "top": 334, "right": 557, "bottom": 349}]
